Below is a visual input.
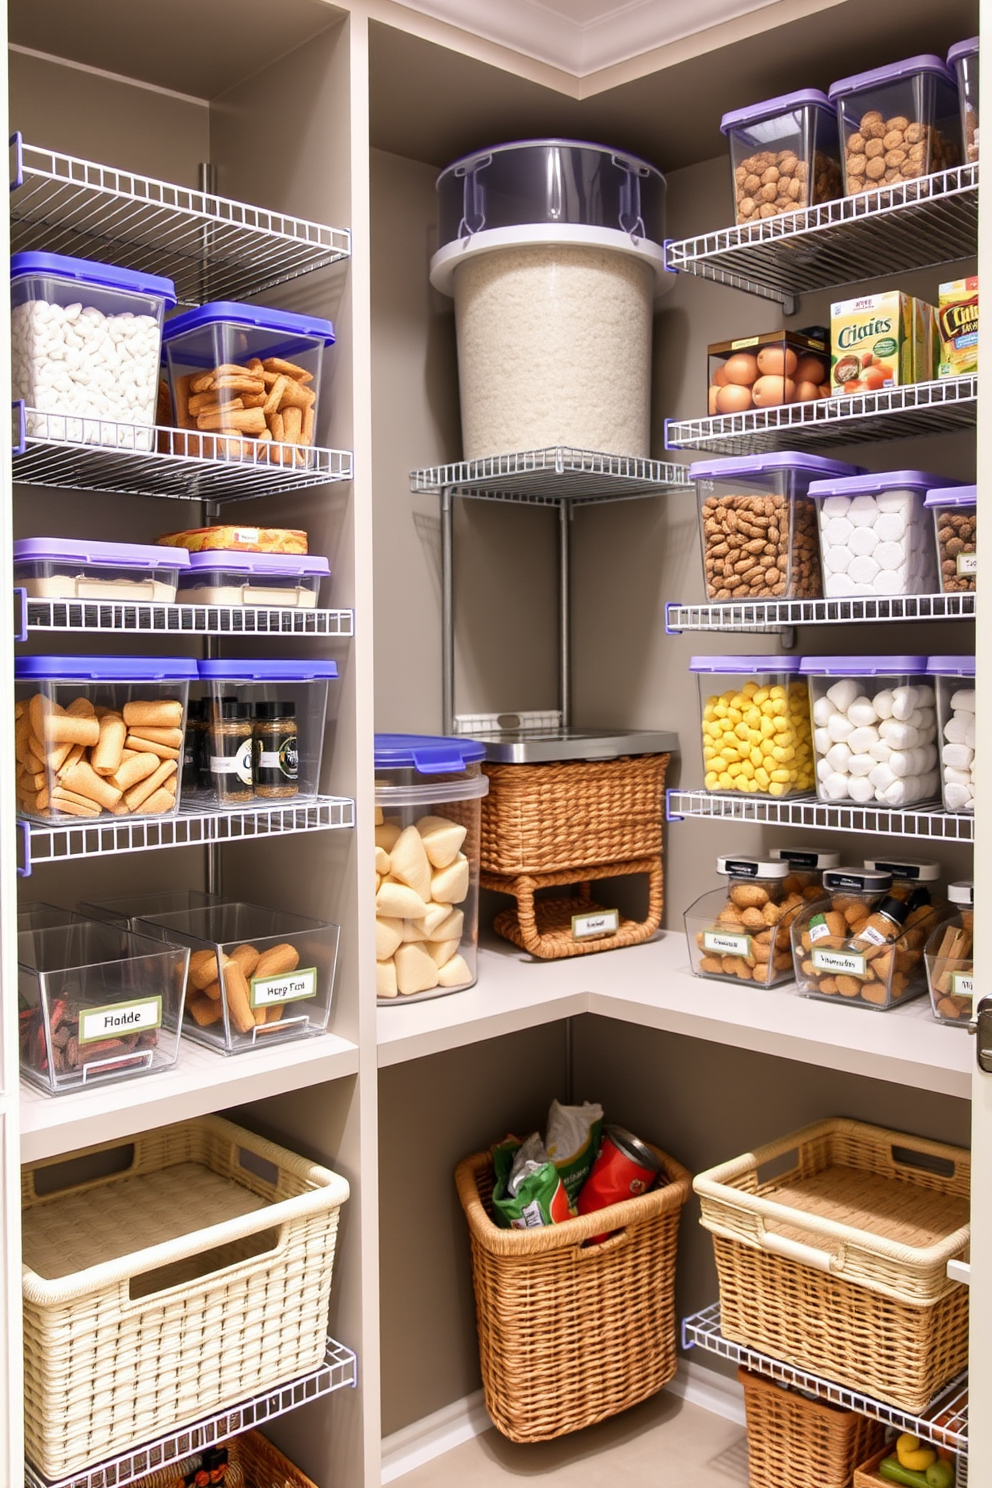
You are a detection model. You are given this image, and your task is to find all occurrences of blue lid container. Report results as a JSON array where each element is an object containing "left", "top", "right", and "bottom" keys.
[
  {"left": 720, "top": 88, "right": 835, "bottom": 134},
  {"left": 9, "top": 252, "right": 177, "bottom": 306},
  {"left": 374, "top": 733, "right": 486, "bottom": 773},
  {"left": 14, "top": 537, "right": 190, "bottom": 568},
  {"left": 926, "top": 656, "right": 976, "bottom": 676},
  {"left": 799, "top": 655, "right": 929, "bottom": 675},
  {"left": 162, "top": 302, "right": 335, "bottom": 355},
  {"left": 15, "top": 655, "right": 197, "bottom": 680},
  {"left": 197, "top": 659, "right": 338, "bottom": 680},
  {"left": 690, "top": 452, "right": 863, "bottom": 482},
  {"left": 690, "top": 655, "right": 802, "bottom": 673},
  {"left": 925, "top": 485, "right": 977, "bottom": 507},
  {"left": 187, "top": 551, "right": 329, "bottom": 575},
  {"left": 808, "top": 469, "right": 959, "bottom": 498}
]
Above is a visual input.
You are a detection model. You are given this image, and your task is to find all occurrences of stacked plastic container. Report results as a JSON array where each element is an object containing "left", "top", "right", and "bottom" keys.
[
  {"left": 720, "top": 90, "right": 843, "bottom": 225},
  {"left": 690, "top": 656, "right": 814, "bottom": 797},
  {"left": 829, "top": 55, "right": 962, "bottom": 194},
  {"left": 808, "top": 470, "right": 949, "bottom": 598}
]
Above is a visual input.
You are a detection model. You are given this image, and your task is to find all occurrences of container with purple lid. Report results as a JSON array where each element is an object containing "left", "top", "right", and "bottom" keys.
[
  {"left": 14, "top": 537, "right": 190, "bottom": 605},
  {"left": 927, "top": 655, "right": 976, "bottom": 815},
  {"left": 828, "top": 55, "right": 961, "bottom": 195},
  {"left": 690, "top": 654, "right": 814, "bottom": 799},
  {"left": 799, "top": 655, "right": 939, "bottom": 808},
  {"left": 807, "top": 468, "right": 956, "bottom": 599},
  {"left": 948, "top": 37, "right": 979, "bottom": 162},
  {"left": 177, "top": 549, "right": 330, "bottom": 609},
  {"left": 925, "top": 484, "right": 977, "bottom": 594},
  {"left": 720, "top": 88, "right": 843, "bottom": 225}
]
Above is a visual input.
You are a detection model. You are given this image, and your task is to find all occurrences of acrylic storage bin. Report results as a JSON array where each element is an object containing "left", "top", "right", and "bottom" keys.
[
  {"left": 690, "top": 452, "right": 861, "bottom": 601},
  {"left": 926, "top": 880, "right": 974, "bottom": 1025},
  {"left": 18, "top": 919, "right": 188, "bottom": 1095},
  {"left": 801, "top": 656, "right": 939, "bottom": 806},
  {"left": 738, "top": 1366, "right": 884, "bottom": 1488},
  {"left": 21, "top": 1115, "right": 349, "bottom": 1476},
  {"left": 829, "top": 55, "right": 962, "bottom": 194},
  {"left": 375, "top": 733, "right": 488, "bottom": 1002},
  {"left": 808, "top": 468, "right": 948, "bottom": 599},
  {"left": 690, "top": 655, "right": 814, "bottom": 797},
  {"left": 162, "top": 301, "right": 335, "bottom": 462},
  {"left": 193, "top": 658, "right": 337, "bottom": 806},
  {"left": 706, "top": 328, "right": 830, "bottom": 416},
  {"left": 79, "top": 888, "right": 228, "bottom": 931},
  {"left": 14, "top": 655, "right": 196, "bottom": 822},
  {"left": 926, "top": 485, "right": 976, "bottom": 594},
  {"left": 177, "top": 550, "right": 330, "bottom": 608},
  {"left": 17, "top": 902, "right": 91, "bottom": 932},
  {"left": 684, "top": 856, "right": 804, "bottom": 988},
  {"left": 928, "top": 654, "right": 976, "bottom": 813},
  {"left": 134, "top": 901, "right": 339, "bottom": 1053},
  {"left": 10, "top": 251, "right": 176, "bottom": 445},
  {"left": 720, "top": 89, "right": 843, "bottom": 225},
  {"left": 949, "top": 36, "right": 979, "bottom": 162},
  {"left": 14, "top": 537, "right": 190, "bottom": 605}
]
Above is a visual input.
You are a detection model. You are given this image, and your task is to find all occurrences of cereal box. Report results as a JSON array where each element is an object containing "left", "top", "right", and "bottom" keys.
[
  {"left": 938, "top": 277, "right": 978, "bottom": 376},
  {"left": 830, "top": 291, "right": 913, "bottom": 393}
]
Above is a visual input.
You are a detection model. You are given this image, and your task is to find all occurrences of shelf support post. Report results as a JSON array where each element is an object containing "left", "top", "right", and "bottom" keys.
[
  {"left": 559, "top": 501, "right": 571, "bottom": 730},
  {"left": 441, "top": 486, "right": 455, "bottom": 735}
]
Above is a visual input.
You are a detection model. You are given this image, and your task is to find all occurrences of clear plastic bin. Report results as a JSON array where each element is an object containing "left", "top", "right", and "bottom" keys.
[
  {"left": 926, "top": 881, "right": 974, "bottom": 1024},
  {"left": 707, "top": 328, "right": 830, "bottom": 415},
  {"left": 133, "top": 900, "right": 338, "bottom": 1053},
  {"left": 78, "top": 888, "right": 227, "bottom": 931},
  {"left": 193, "top": 659, "right": 338, "bottom": 806},
  {"left": 161, "top": 301, "right": 335, "bottom": 463},
  {"left": 926, "top": 485, "right": 977, "bottom": 593},
  {"left": 375, "top": 733, "right": 488, "bottom": 1003},
  {"left": 808, "top": 468, "right": 950, "bottom": 599},
  {"left": 10, "top": 252, "right": 176, "bottom": 444},
  {"left": 13, "top": 538, "right": 190, "bottom": 604},
  {"left": 14, "top": 655, "right": 196, "bottom": 822},
  {"left": 928, "top": 655, "right": 976, "bottom": 814},
  {"left": 690, "top": 453, "right": 861, "bottom": 601},
  {"left": 690, "top": 655, "right": 814, "bottom": 797},
  {"left": 684, "top": 856, "right": 802, "bottom": 988},
  {"left": 18, "top": 919, "right": 188, "bottom": 1094},
  {"left": 177, "top": 550, "right": 329, "bottom": 608},
  {"left": 17, "top": 903, "right": 91, "bottom": 933},
  {"left": 800, "top": 656, "right": 939, "bottom": 806},
  {"left": 948, "top": 37, "right": 979, "bottom": 162},
  {"left": 720, "top": 89, "right": 843, "bottom": 225},
  {"left": 829, "top": 55, "right": 961, "bottom": 194}
]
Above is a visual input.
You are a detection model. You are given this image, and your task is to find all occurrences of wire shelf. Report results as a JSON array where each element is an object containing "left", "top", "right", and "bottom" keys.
[
  {"left": 20, "top": 594, "right": 354, "bottom": 638},
  {"left": 411, "top": 447, "right": 690, "bottom": 507},
  {"left": 683, "top": 1304, "right": 967, "bottom": 1456},
  {"left": 665, "top": 376, "right": 977, "bottom": 455},
  {"left": 10, "top": 136, "right": 351, "bottom": 305},
  {"left": 666, "top": 790, "right": 974, "bottom": 843},
  {"left": 665, "top": 163, "right": 977, "bottom": 306},
  {"left": 667, "top": 592, "right": 975, "bottom": 633},
  {"left": 19, "top": 796, "right": 355, "bottom": 874},
  {"left": 13, "top": 407, "right": 353, "bottom": 502},
  {"left": 24, "top": 1336, "right": 357, "bottom": 1488}
]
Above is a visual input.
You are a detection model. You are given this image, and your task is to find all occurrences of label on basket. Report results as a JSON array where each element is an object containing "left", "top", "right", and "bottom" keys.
[
  {"left": 958, "top": 552, "right": 978, "bottom": 576},
  {"left": 250, "top": 965, "right": 317, "bottom": 1008},
  {"left": 812, "top": 948, "right": 867, "bottom": 977},
  {"left": 572, "top": 908, "right": 620, "bottom": 942},
  {"left": 703, "top": 930, "right": 752, "bottom": 957},
  {"left": 79, "top": 995, "right": 162, "bottom": 1043},
  {"left": 951, "top": 972, "right": 975, "bottom": 999}
]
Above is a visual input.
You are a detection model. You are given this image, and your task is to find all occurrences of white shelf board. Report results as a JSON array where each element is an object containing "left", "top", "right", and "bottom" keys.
[
  {"left": 377, "top": 931, "right": 971, "bottom": 1097},
  {"left": 20, "top": 1030, "right": 360, "bottom": 1163}
]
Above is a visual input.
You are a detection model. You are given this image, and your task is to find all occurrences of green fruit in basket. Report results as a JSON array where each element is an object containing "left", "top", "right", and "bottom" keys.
[
  {"left": 878, "top": 1456, "right": 935, "bottom": 1488},
  {"left": 926, "top": 1463, "right": 955, "bottom": 1488}
]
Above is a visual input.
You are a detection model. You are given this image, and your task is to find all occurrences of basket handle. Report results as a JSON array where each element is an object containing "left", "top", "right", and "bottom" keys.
[
  {"left": 577, "top": 1226, "right": 631, "bottom": 1256},
  {"left": 757, "top": 1228, "right": 839, "bottom": 1273}
]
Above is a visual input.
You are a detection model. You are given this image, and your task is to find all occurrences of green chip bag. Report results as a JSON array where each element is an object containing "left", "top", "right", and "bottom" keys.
[
  {"left": 545, "top": 1100, "right": 604, "bottom": 1205},
  {"left": 491, "top": 1133, "right": 571, "bottom": 1229}
]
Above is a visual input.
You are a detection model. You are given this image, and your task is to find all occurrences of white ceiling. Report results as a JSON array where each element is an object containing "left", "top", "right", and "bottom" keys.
[{"left": 393, "top": 0, "right": 785, "bottom": 75}]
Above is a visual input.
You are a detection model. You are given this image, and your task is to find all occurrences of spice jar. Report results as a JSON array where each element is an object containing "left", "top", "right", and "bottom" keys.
[
  {"left": 208, "top": 698, "right": 254, "bottom": 806},
  {"left": 926, "top": 881, "right": 975, "bottom": 1025},
  {"left": 254, "top": 701, "right": 298, "bottom": 799},
  {"left": 182, "top": 698, "right": 208, "bottom": 797}
]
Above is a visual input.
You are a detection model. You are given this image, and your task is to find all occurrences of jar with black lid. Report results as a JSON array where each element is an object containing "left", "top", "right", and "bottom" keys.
[
  {"left": 254, "top": 701, "right": 298, "bottom": 799},
  {"left": 208, "top": 697, "right": 254, "bottom": 805}
]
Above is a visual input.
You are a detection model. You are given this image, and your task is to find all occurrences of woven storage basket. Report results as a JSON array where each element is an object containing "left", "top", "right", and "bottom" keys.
[
  {"left": 738, "top": 1367, "right": 884, "bottom": 1488},
  {"left": 234, "top": 1431, "right": 319, "bottom": 1488},
  {"left": 22, "top": 1115, "right": 350, "bottom": 1477},
  {"left": 455, "top": 1141, "right": 691, "bottom": 1442},
  {"left": 695, "top": 1119, "right": 970, "bottom": 1413},
  {"left": 853, "top": 1445, "right": 959, "bottom": 1487}
]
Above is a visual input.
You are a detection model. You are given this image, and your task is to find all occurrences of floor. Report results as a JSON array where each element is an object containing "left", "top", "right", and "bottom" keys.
[{"left": 395, "top": 1395, "right": 749, "bottom": 1485}]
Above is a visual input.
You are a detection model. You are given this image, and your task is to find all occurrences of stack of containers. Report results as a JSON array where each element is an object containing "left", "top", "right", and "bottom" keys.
[
  {"left": 690, "top": 656, "right": 814, "bottom": 797},
  {"left": 807, "top": 469, "right": 951, "bottom": 599},
  {"left": 925, "top": 485, "right": 977, "bottom": 594}
]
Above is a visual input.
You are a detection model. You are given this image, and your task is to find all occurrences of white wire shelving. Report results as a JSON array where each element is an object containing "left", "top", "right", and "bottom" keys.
[
  {"left": 24, "top": 1336, "right": 357, "bottom": 1488},
  {"left": 411, "top": 447, "right": 690, "bottom": 508},
  {"left": 665, "top": 163, "right": 977, "bottom": 308},
  {"left": 10, "top": 136, "right": 351, "bottom": 305},
  {"left": 18, "top": 593, "right": 354, "bottom": 639},
  {"left": 667, "top": 790, "right": 974, "bottom": 843},
  {"left": 666, "top": 592, "right": 975, "bottom": 634},
  {"left": 665, "top": 376, "right": 977, "bottom": 455}
]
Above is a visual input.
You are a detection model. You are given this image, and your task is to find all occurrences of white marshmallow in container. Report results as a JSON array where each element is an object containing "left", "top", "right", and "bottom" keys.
[
  {"left": 927, "top": 656, "right": 977, "bottom": 815},
  {"left": 807, "top": 469, "right": 957, "bottom": 599}
]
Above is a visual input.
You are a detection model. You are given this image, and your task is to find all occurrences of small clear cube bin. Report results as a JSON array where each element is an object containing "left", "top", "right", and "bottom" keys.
[
  {"left": 808, "top": 468, "right": 949, "bottom": 600},
  {"left": 14, "top": 538, "right": 190, "bottom": 605},
  {"left": 707, "top": 329, "right": 831, "bottom": 417},
  {"left": 177, "top": 551, "right": 330, "bottom": 609},
  {"left": 690, "top": 655, "right": 814, "bottom": 798},
  {"left": 828, "top": 54, "right": 962, "bottom": 195},
  {"left": 79, "top": 889, "right": 228, "bottom": 931},
  {"left": 926, "top": 880, "right": 974, "bottom": 1024},
  {"left": 925, "top": 485, "right": 977, "bottom": 594},
  {"left": 927, "top": 655, "right": 976, "bottom": 814},
  {"left": 948, "top": 37, "right": 979, "bottom": 162},
  {"left": 684, "top": 856, "right": 800, "bottom": 988},
  {"left": 720, "top": 89, "right": 843, "bottom": 226}
]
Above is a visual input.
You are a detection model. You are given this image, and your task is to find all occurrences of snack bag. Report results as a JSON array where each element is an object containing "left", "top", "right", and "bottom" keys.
[
  {"left": 545, "top": 1099, "right": 605, "bottom": 1205},
  {"left": 491, "top": 1133, "right": 571, "bottom": 1229}
]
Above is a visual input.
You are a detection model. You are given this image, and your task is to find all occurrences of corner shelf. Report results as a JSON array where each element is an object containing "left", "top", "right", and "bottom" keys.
[
  {"left": 666, "top": 592, "right": 975, "bottom": 633},
  {"left": 667, "top": 790, "right": 974, "bottom": 843},
  {"left": 10, "top": 136, "right": 351, "bottom": 305},
  {"left": 410, "top": 446, "right": 689, "bottom": 508},
  {"left": 19, "top": 594, "right": 355, "bottom": 639}
]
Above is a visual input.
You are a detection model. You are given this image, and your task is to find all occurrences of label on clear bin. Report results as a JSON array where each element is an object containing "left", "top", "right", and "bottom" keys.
[
  {"left": 79, "top": 995, "right": 162, "bottom": 1043},
  {"left": 703, "top": 930, "right": 752, "bottom": 957},
  {"left": 250, "top": 966, "right": 317, "bottom": 1009},
  {"left": 952, "top": 972, "right": 975, "bottom": 999},
  {"left": 812, "top": 948, "right": 867, "bottom": 977},
  {"left": 958, "top": 553, "right": 978, "bottom": 576},
  {"left": 572, "top": 908, "right": 620, "bottom": 941}
]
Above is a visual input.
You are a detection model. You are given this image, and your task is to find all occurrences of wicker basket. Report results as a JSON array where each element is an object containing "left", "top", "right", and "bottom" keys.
[
  {"left": 695, "top": 1119, "right": 970, "bottom": 1412},
  {"left": 22, "top": 1116, "right": 350, "bottom": 1477},
  {"left": 235, "top": 1431, "right": 319, "bottom": 1488},
  {"left": 455, "top": 1141, "right": 691, "bottom": 1442},
  {"left": 739, "top": 1367, "right": 884, "bottom": 1488}
]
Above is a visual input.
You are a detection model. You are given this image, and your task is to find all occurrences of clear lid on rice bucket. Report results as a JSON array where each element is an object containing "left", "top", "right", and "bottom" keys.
[
  {"left": 925, "top": 486, "right": 977, "bottom": 507},
  {"left": 949, "top": 879, "right": 974, "bottom": 905},
  {"left": 823, "top": 867, "right": 893, "bottom": 893},
  {"left": 716, "top": 855, "right": 789, "bottom": 879},
  {"left": 690, "top": 655, "right": 802, "bottom": 673},
  {"left": 863, "top": 856, "right": 941, "bottom": 882},
  {"left": 799, "top": 656, "right": 928, "bottom": 676},
  {"left": 771, "top": 847, "right": 842, "bottom": 869},
  {"left": 926, "top": 656, "right": 976, "bottom": 676}
]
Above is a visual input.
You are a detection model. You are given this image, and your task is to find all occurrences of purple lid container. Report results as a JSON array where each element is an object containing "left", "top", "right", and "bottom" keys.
[
  {"left": 721, "top": 89, "right": 834, "bottom": 134},
  {"left": 690, "top": 655, "right": 803, "bottom": 673},
  {"left": 689, "top": 453, "right": 863, "bottom": 482},
  {"left": 375, "top": 732, "right": 487, "bottom": 772},
  {"left": 948, "top": 37, "right": 979, "bottom": 67},
  {"left": 13, "top": 537, "right": 190, "bottom": 569},
  {"left": 829, "top": 55, "right": 957, "bottom": 100},
  {"left": 926, "top": 656, "right": 976, "bottom": 676},
  {"left": 197, "top": 659, "right": 338, "bottom": 681},
  {"left": 808, "top": 469, "right": 960, "bottom": 498},
  {"left": 15, "top": 655, "right": 197, "bottom": 680},
  {"left": 186, "top": 551, "right": 330, "bottom": 576},
  {"left": 799, "top": 656, "right": 929, "bottom": 676},
  {"left": 924, "top": 485, "right": 977, "bottom": 507}
]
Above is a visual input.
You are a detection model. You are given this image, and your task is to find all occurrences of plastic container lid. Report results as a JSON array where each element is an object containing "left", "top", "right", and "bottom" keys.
[
  {"left": 197, "top": 659, "right": 338, "bottom": 681},
  {"left": 799, "top": 656, "right": 929, "bottom": 676},
  {"left": 823, "top": 867, "right": 893, "bottom": 893},
  {"left": 863, "top": 856, "right": 941, "bottom": 882},
  {"left": 720, "top": 89, "right": 835, "bottom": 134},
  {"left": 9, "top": 251, "right": 177, "bottom": 306},
  {"left": 947, "top": 37, "right": 979, "bottom": 66},
  {"left": 690, "top": 655, "right": 802, "bottom": 673},
  {"left": 808, "top": 470, "right": 959, "bottom": 498},
  {"left": 162, "top": 301, "right": 335, "bottom": 346},
  {"left": 926, "top": 656, "right": 976, "bottom": 676},
  {"left": 828, "top": 55, "right": 957, "bottom": 100},
  {"left": 924, "top": 485, "right": 977, "bottom": 507},
  {"left": 15, "top": 655, "right": 198, "bottom": 680},
  {"left": 716, "top": 855, "right": 789, "bottom": 879},
  {"left": 13, "top": 537, "right": 191, "bottom": 569},
  {"left": 689, "top": 453, "right": 863, "bottom": 481},
  {"left": 187, "top": 551, "right": 330, "bottom": 576},
  {"left": 949, "top": 880, "right": 974, "bottom": 906},
  {"left": 771, "top": 847, "right": 842, "bottom": 869},
  {"left": 374, "top": 732, "right": 486, "bottom": 773}
]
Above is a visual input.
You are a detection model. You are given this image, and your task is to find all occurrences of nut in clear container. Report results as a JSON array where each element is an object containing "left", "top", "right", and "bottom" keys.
[
  {"left": 926, "top": 486, "right": 977, "bottom": 595},
  {"left": 690, "top": 655, "right": 814, "bottom": 797},
  {"left": 684, "top": 856, "right": 807, "bottom": 988},
  {"left": 829, "top": 54, "right": 962, "bottom": 194},
  {"left": 926, "top": 880, "right": 974, "bottom": 1024},
  {"left": 720, "top": 89, "right": 843, "bottom": 225},
  {"left": 948, "top": 37, "right": 979, "bottom": 163}
]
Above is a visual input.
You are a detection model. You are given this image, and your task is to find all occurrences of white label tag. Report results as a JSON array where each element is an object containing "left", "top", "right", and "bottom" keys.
[
  {"left": 957, "top": 552, "right": 978, "bottom": 576},
  {"left": 80, "top": 996, "right": 162, "bottom": 1043},
  {"left": 233, "top": 528, "right": 261, "bottom": 544},
  {"left": 812, "top": 948, "right": 867, "bottom": 977},
  {"left": 250, "top": 965, "right": 317, "bottom": 1009},
  {"left": 860, "top": 923, "right": 889, "bottom": 946},
  {"left": 703, "top": 930, "right": 752, "bottom": 956},
  {"left": 512, "top": 1200, "right": 546, "bottom": 1230},
  {"left": 951, "top": 972, "right": 975, "bottom": 998},
  {"left": 571, "top": 908, "right": 620, "bottom": 941},
  {"left": 809, "top": 916, "right": 832, "bottom": 943}
]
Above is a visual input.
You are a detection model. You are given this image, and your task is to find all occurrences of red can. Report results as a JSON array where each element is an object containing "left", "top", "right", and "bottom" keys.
[{"left": 577, "top": 1126, "right": 664, "bottom": 1240}]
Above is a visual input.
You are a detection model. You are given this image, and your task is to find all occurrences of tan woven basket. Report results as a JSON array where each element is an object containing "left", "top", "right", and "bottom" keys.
[
  {"left": 695, "top": 1119, "right": 970, "bottom": 1412},
  {"left": 235, "top": 1431, "right": 319, "bottom": 1488},
  {"left": 853, "top": 1445, "right": 959, "bottom": 1487},
  {"left": 738, "top": 1367, "right": 884, "bottom": 1488},
  {"left": 455, "top": 1141, "right": 691, "bottom": 1443},
  {"left": 22, "top": 1116, "right": 350, "bottom": 1478}
]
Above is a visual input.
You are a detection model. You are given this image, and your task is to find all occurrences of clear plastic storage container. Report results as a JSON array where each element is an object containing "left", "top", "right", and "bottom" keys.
[
  {"left": 133, "top": 901, "right": 339, "bottom": 1054},
  {"left": 18, "top": 919, "right": 188, "bottom": 1094},
  {"left": 829, "top": 55, "right": 961, "bottom": 194},
  {"left": 926, "top": 880, "right": 974, "bottom": 1024},
  {"left": 690, "top": 656, "right": 814, "bottom": 797},
  {"left": 177, "top": 550, "right": 330, "bottom": 608},
  {"left": 707, "top": 328, "right": 830, "bottom": 416},
  {"left": 684, "top": 856, "right": 804, "bottom": 988},
  {"left": 193, "top": 659, "right": 338, "bottom": 806},
  {"left": 690, "top": 453, "right": 862, "bottom": 601},
  {"left": 948, "top": 37, "right": 979, "bottom": 162},
  {"left": 375, "top": 734, "right": 489, "bottom": 1002},
  {"left": 928, "top": 655, "right": 976, "bottom": 814},
  {"left": 808, "top": 468, "right": 950, "bottom": 598},
  {"left": 720, "top": 89, "right": 843, "bottom": 225},
  {"left": 801, "top": 656, "right": 939, "bottom": 806},
  {"left": 15, "top": 655, "right": 196, "bottom": 822},
  {"left": 926, "top": 485, "right": 976, "bottom": 593},
  {"left": 79, "top": 888, "right": 227, "bottom": 931},
  {"left": 17, "top": 903, "right": 91, "bottom": 933},
  {"left": 10, "top": 252, "right": 176, "bottom": 443},
  {"left": 13, "top": 537, "right": 190, "bottom": 604}
]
